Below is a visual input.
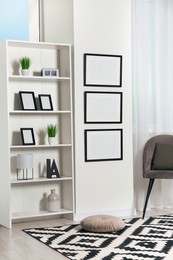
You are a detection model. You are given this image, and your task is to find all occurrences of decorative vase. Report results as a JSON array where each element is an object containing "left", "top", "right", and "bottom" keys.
[
  {"left": 48, "top": 137, "right": 56, "bottom": 145},
  {"left": 47, "top": 189, "right": 60, "bottom": 212},
  {"left": 21, "top": 69, "right": 29, "bottom": 76}
]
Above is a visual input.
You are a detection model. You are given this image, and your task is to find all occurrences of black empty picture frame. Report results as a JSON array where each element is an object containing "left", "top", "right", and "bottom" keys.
[
  {"left": 19, "top": 91, "right": 37, "bottom": 110},
  {"left": 84, "top": 129, "right": 123, "bottom": 162},
  {"left": 38, "top": 94, "right": 53, "bottom": 111},
  {"left": 20, "top": 128, "right": 35, "bottom": 145},
  {"left": 84, "top": 53, "right": 122, "bottom": 87},
  {"left": 84, "top": 91, "right": 122, "bottom": 123}
]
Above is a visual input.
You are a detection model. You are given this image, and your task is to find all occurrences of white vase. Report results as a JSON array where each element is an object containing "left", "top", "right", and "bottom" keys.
[
  {"left": 21, "top": 69, "right": 29, "bottom": 76},
  {"left": 48, "top": 137, "right": 56, "bottom": 145},
  {"left": 47, "top": 189, "right": 60, "bottom": 212}
]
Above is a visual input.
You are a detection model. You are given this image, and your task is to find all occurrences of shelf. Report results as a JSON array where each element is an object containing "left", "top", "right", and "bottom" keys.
[
  {"left": 11, "top": 176, "right": 72, "bottom": 184},
  {"left": 7, "top": 40, "right": 71, "bottom": 49},
  {"left": 12, "top": 208, "right": 73, "bottom": 220},
  {"left": 0, "top": 40, "right": 74, "bottom": 229},
  {"left": 9, "top": 75, "right": 70, "bottom": 82},
  {"left": 10, "top": 144, "right": 72, "bottom": 149},
  {"left": 9, "top": 110, "right": 71, "bottom": 115}
]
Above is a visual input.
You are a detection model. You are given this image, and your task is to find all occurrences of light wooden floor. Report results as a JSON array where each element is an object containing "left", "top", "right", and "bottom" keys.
[
  {"left": 1, "top": 209, "right": 173, "bottom": 260},
  {"left": 0, "top": 218, "right": 75, "bottom": 260}
]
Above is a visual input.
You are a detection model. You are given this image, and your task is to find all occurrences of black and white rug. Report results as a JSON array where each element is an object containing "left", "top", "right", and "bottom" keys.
[{"left": 23, "top": 215, "right": 173, "bottom": 259}]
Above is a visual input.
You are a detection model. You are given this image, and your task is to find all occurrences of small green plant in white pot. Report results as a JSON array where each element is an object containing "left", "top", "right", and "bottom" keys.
[
  {"left": 46, "top": 124, "right": 58, "bottom": 145},
  {"left": 19, "top": 56, "right": 32, "bottom": 76}
]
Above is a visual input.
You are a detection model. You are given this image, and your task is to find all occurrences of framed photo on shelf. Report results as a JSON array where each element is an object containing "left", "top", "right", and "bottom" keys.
[
  {"left": 38, "top": 94, "right": 53, "bottom": 111},
  {"left": 84, "top": 53, "right": 122, "bottom": 87},
  {"left": 84, "top": 91, "right": 122, "bottom": 123},
  {"left": 41, "top": 68, "right": 59, "bottom": 77},
  {"left": 20, "top": 128, "right": 35, "bottom": 145},
  {"left": 19, "top": 91, "right": 37, "bottom": 110},
  {"left": 84, "top": 129, "right": 123, "bottom": 162}
]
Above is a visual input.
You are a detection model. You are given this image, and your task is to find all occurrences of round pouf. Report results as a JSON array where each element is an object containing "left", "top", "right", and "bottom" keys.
[{"left": 80, "top": 214, "right": 125, "bottom": 233}]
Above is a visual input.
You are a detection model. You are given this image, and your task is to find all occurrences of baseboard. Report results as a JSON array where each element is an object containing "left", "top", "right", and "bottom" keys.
[{"left": 74, "top": 207, "right": 137, "bottom": 222}]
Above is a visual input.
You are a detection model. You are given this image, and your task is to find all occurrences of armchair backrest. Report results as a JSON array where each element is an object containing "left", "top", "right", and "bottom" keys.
[{"left": 143, "top": 134, "right": 173, "bottom": 176}]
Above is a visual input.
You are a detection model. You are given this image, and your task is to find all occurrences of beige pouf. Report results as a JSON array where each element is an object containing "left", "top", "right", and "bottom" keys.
[{"left": 80, "top": 214, "right": 125, "bottom": 233}]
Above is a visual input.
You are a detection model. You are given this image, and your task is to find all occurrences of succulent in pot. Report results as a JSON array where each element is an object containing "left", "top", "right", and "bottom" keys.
[
  {"left": 19, "top": 56, "right": 32, "bottom": 75},
  {"left": 46, "top": 124, "right": 58, "bottom": 145}
]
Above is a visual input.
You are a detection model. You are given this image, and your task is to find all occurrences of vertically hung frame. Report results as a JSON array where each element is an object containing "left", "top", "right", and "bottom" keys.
[
  {"left": 84, "top": 53, "right": 122, "bottom": 87},
  {"left": 84, "top": 129, "right": 123, "bottom": 162},
  {"left": 84, "top": 91, "right": 123, "bottom": 123}
]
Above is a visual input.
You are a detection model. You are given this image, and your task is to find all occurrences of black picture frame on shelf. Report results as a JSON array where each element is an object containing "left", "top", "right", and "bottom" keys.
[
  {"left": 19, "top": 91, "right": 37, "bottom": 110},
  {"left": 20, "top": 128, "right": 35, "bottom": 145},
  {"left": 84, "top": 91, "right": 123, "bottom": 123},
  {"left": 84, "top": 53, "right": 122, "bottom": 87},
  {"left": 38, "top": 94, "right": 53, "bottom": 111},
  {"left": 84, "top": 129, "right": 123, "bottom": 162}
]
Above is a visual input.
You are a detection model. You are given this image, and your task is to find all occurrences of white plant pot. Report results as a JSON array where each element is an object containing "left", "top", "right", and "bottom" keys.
[
  {"left": 48, "top": 137, "right": 56, "bottom": 145},
  {"left": 21, "top": 69, "right": 29, "bottom": 76}
]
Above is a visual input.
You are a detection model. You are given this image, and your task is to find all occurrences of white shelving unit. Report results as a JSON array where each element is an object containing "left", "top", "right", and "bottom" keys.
[{"left": 0, "top": 40, "right": 74, "bottom": 229}]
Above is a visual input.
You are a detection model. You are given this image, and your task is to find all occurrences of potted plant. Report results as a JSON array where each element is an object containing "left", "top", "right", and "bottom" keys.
[
  {"left": 19, "top": 56, "right": 32, "bottom": 76},
  {"left": 46, "top": 124, "right": 58, "bottom": 145}
]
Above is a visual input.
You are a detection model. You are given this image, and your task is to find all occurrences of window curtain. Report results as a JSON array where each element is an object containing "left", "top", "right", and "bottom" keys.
[{"left": 132, "top": 0, "right": 173, "bottom": 212}]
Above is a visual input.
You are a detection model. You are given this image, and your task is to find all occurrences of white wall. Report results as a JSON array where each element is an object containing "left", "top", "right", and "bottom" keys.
[
  {"left": 43, "top": 0, "right": 135, "bottom": 219},
  {"left": 42, "top": 0, "right": 73, "bottom": 43},
  {"left": 73, "top": 0, "right": 134, "bottom": 219},
  {"left": 0, "top": 0, "right": 134, "bottom": 223},
  {"left": 28, "top": 0, "right": 39, "bottom": 41}
]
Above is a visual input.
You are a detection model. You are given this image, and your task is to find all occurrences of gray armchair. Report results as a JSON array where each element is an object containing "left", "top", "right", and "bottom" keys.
[{"left": 142, "top": 134, "right": 173, "bottom": 219}]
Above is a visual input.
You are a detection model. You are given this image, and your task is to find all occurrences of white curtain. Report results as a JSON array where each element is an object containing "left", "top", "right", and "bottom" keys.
[{"left": 132, "top": 0, "right": 173, "bottom": 212}]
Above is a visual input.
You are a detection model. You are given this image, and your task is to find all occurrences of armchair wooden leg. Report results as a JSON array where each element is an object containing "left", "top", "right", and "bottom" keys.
[{"left": 142, "top": 178, "right": 155, "bottom": 219}]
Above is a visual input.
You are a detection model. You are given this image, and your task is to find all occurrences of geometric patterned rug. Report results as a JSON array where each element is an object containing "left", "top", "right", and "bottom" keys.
[{"left": 23, "top": 215, "right": 173, "bottom": 260}]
